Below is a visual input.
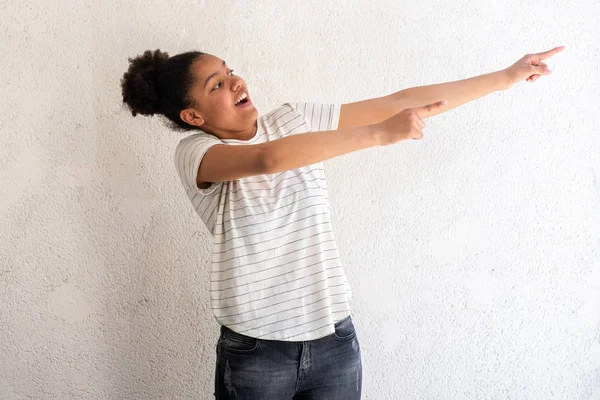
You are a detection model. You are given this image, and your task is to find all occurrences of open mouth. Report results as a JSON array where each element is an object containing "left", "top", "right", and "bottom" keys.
[{"left": 234, "top": 91, "right": 250, "bottom": 106}]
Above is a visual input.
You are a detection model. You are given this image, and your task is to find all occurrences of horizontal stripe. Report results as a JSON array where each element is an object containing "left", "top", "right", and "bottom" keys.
[
  {"left": 214, "top": 213, "right": 331, "bottom": 247},
  {"left": 238, "top": 303, "right": 349, "bottom": 334},
  {"left": 214, "top": 202, "right": 329, "bottom": 238},
  {"left": 174, "top": 104, "right": 292, "bottom": 193},
  {"left": 213, "top": 229, "right": 334, "bottom": 265},
  {"left": 223, "top": 190, "right": 327, "bottom": 225},
  {"left": 227, "top": 175, "right": 326, "bottom": 202},
  {"left": 269, "top": 308, "right": 350, "bottom": 340},
  {"left": 218, "top": 190, "right": 326, "bottom": 228},
  {"left": 211, "top": 240, "right": 337, "bottom": 278},
  {"left": 216, "top": 181, "right": 328, "bottom": 218},
  {"left": 211, "top": 273, "right": 346, "bottom": 310},
  {"left": 175, "top": 102, "right": 349, "bottom": 341},
  {"left": 214, "top": 284, "right": 347, "bottom": 319},
  {"left": 227, "top": 165, "right": 324, "bottom": 195},
  {"left": 219, "top": 186, "right": 329, "bottom": 222},
  {"left": 211, "top": 264, "right": 343, "bottom": 301},
  {"left": 210, "top": 256, "right": 339, "bottom": 293},
  {"left": 213, "top": 218, "right": 332, "bottom": 256}
]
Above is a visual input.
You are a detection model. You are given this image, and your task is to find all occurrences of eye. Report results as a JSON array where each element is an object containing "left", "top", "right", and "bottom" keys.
[{"left": 212, "top": 70, "right": 235, "bottom": 91}]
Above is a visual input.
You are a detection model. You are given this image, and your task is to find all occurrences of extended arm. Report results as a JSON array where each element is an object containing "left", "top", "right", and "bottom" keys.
[
  {"left": 339, "top": 71, "right": 506, "bottom": 130},
  {"left": 338, "top": 46, "right": 564, "bottom": 129}
]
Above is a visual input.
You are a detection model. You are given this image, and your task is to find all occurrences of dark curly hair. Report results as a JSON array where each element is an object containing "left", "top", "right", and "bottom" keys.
[{"left": 120, "top": 49, "right": 206, "bottom": 132}]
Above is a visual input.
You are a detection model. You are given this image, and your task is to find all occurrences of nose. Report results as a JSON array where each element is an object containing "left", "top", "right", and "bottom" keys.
[{"left": 231, "top": 76, "right": 243, "bottom": 91}]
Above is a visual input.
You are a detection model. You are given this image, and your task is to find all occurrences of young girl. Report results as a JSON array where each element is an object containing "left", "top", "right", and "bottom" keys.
[{"left": 120, "top": 45, "right": 563, "bottom": 399}]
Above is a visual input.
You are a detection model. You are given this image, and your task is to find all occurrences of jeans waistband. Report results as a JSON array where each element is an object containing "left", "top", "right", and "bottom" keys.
[{"left": 220, "top": 314, "right": 352, "bottom": 341}]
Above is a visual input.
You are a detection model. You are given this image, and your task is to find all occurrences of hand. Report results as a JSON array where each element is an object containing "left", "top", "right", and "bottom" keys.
[
  {"left": 375, "top": 100, "right": 447, "bottom": 146},
  {"left": 502, "top": 46, "right": 565, "bottom": 90}
]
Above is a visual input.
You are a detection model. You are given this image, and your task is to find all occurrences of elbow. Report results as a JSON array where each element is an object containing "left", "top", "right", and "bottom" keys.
[{"left": 260, "top": 147, "right": 276, "bottom": 174}]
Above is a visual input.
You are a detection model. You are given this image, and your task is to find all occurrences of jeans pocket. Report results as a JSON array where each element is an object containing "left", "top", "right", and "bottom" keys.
[
  {"left": 332, "top": 316, "right": 356, "bottom": 342},
  {"left": 219, "top": 329, "right": 260, "bottom": 355}
]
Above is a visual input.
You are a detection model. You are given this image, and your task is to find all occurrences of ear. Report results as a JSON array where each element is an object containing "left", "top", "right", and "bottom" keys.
[{"left": 180, "top": 109, "right": 205, "bottom": 128}]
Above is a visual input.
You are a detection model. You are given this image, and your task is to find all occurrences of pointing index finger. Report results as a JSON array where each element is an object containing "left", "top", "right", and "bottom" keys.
[{"left": 537, "top": 46, "right": 565, "bottom": 60}]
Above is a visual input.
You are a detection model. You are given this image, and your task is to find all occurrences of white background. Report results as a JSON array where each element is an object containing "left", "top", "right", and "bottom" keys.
[{"left": 1, "top": 0, "right": 599, "bottom": 399}]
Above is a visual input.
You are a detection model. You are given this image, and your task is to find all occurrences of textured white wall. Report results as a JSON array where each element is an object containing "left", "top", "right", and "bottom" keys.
[{"left": 1, "top": 0, "right": 599, "bottom": 399}]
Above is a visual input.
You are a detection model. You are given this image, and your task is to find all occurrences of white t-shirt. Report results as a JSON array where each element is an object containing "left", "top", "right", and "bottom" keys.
[{"left": 173, "top": 102, "right": 352, "bottom": 341}]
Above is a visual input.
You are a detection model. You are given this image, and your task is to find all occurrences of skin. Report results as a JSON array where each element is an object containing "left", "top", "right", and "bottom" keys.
[
  {"left": 179, "top": 54, "right": 259, "bottom": 141},
  {"left": 179, "top": 46, "right": 565, "bottom": 140},
  {"left": 339, "top": 46, "right": 565, "bottom": 130},
  {"left": 372, "top": 46, "right": 566, "bottom": 142}
]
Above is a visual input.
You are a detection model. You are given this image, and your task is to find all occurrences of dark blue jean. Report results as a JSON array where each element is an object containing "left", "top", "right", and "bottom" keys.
[{"left": 214, "top": 315, "right": 362, "bottom": 399}]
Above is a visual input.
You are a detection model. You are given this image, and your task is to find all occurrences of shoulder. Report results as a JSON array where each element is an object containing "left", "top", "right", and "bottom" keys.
[
  {"left": 264, "top": 103, "right": 295, "bottom": 117},
  {"left": 177, "top": 131, "right": 220, "bottom": 145},
  {"left": 173, "top": 132, "right": 222, "bottom": 162},
  {"left": 175, "top": 132, "right": 221, "bottom": 150}
]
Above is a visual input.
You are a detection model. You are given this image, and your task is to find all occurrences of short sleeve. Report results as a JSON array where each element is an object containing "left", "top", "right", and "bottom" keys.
[
  {"left": 288, "top": 103, "right": 341, "bottom": 132},
  {"left": 174, "top": 133, "right": 224, "bottom": 195}
]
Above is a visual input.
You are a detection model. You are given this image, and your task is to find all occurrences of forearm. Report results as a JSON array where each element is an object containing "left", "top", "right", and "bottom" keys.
[
  {"left": 390, "top": 69, "right": 510, "bottom": 118},
  {"left": 263, "top": 124, "right": 380, "bottom": 173}
]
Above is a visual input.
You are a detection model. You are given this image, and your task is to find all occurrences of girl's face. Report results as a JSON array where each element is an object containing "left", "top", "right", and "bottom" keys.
[{"left": 180, "top": 54, "right": 258, "bottom": 140}]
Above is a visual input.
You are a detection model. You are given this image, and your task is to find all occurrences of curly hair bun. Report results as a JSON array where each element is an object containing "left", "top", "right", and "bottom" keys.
[{"left": 121, "top": 49, "right": 170, "bottom": 117}]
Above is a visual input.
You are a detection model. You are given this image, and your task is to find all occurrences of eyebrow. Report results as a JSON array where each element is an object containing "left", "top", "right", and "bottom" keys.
[{"left": 204, "top": 60, "right": 227, "bottom": 89}]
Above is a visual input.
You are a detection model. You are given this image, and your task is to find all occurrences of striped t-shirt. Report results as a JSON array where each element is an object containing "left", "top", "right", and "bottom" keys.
[{"left": 173, "top": 102, "right": 353, "bottom": 341}]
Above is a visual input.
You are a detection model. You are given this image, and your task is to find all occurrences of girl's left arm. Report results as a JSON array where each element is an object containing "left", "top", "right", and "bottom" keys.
[
  {"left": 338, "top": 46, "right": 564, "bottom": 130},
  {"left": 388, "top": 69, "right": 509, "bottom": 118}
]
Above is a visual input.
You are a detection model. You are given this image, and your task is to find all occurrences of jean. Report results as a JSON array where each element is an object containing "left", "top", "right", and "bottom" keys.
[{"left": 214, "top": 315, "right": 362, "bottom": 399}]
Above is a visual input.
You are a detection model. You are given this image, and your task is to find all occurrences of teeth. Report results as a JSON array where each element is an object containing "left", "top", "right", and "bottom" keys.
[{"left": 235, "top": 92, "right": 248, "bottom": 105}]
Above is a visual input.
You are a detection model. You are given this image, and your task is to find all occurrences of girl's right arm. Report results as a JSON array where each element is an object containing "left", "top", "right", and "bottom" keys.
[
  {"left": 196, "top": 124, "right": 378, "bottom": 188},
  {"left": 197, "top": 101, "right": 445, "bottom": 187},
  {"left": 262, "top": 100, "right": 446, "bottom": 174},
  {"left": 261, "top": 124, "right": 379, "bottom": 174}
]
